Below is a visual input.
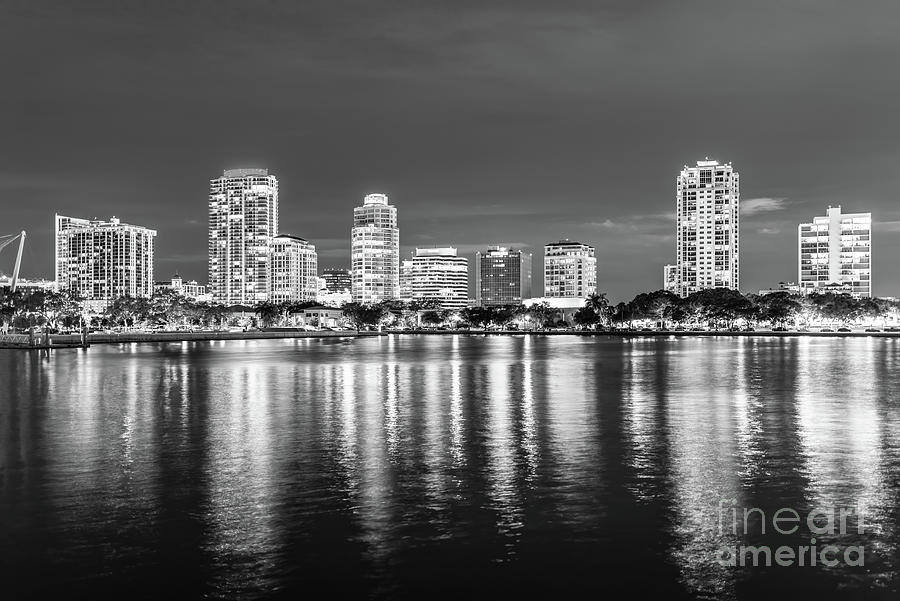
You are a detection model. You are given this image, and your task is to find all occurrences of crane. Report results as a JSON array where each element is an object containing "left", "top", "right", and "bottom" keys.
[{"left": 0, "top": 231, "right": 27, "bottom": 292}]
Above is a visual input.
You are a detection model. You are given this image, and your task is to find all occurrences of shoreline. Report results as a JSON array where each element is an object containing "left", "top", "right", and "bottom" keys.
[{"left": 4, "top": 328, "right": 900, "bottom": 349}]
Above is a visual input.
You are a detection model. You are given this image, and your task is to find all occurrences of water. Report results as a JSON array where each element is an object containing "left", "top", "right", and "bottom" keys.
[{"left": 2, "top": 335, "right": 899, "bottom": 599}]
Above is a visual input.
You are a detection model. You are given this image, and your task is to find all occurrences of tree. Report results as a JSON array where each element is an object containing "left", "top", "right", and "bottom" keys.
[
  {"left": 421, "top": 310, "right": 443, "bottom": 327},
  {"left": 255, "top": 300, "right": 281, "bottom": 328},
  {"left": 525, "top": 302, "right": 554, "bottom": 329},
  {"left": 38, "top": 290, "right": 81, "bottom": 331},
  {"left": 573, "top": 306, "right": 600, "bottom": 329},
  {"left": 755, "top": 292, "right": 801, "bottom": 326},
  {"left": 342, "top": 302, "right": 386, "bottom": 330},
  {"left": 104, "top": 296, "right": 151, "bottom": 330}
]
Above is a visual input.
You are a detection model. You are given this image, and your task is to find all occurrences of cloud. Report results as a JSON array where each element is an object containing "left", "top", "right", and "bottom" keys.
[
  {"left": 742, "top": 197, "right": 788, "bottom": 216},
  {"left": 757, "top": 227, "right": 781, "bottom": 235}
]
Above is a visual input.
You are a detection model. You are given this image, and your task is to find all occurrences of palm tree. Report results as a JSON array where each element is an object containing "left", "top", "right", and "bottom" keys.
[{"left": 585, "top": 292, "right": 610, "bottom": 325}]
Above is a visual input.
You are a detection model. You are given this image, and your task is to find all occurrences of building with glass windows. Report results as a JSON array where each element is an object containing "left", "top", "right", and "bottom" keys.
[
  {"left": 270, "top": 234, "right": 318, "bottom": 303},
  {"left": 675, "top": 159, "right": 740, "bottom": 296},
  {"left": 474, "top": 246, "right": 532, "bottom": 306},
  {"left": 543, "top": 240, "right": 596, "bottom": 298},
  {"left": 208, "top": 168, "right": 279, "bottom": 305},
  {"left": 55, "top": 214, "right": 157, "bottom": 309},
  {"left": 799, "top": 206, "right": 871, "bottom": 297},
  {"left": 400, "top": 247, "right": 468, "bottom": 309},
  {"left": 351, "top": 193, "right": 399, "bottom": 303}
]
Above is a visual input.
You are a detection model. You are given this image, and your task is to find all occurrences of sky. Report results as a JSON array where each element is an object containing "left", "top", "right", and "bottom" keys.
[{"left": 2, "top": 0, "right": 900, "bottom": 301}]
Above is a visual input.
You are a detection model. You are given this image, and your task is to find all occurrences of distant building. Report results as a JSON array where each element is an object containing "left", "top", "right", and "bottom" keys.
[
  {"left": 55, "top": 214, "right": 156, "bottom": 309},
  {"left": 399, "top": 259, "right": 413, "bottom": 301},
  {"left": 758, "top": 282, "right": 802, "bottom": 296},
  {"left": 322, "top": 268, "right": 351, "bottom": 294},
  {"left": 270, "top": 234, "right": 318, "bottom": 303},
  {"left": 0, "top": 277, "right": 56, "bottom": 293},
  {"left": 351, "top": 193, "right": 399, "bottom": 303},
  {"left": 154, "top": 273, "right": 209, "bottom": 301},
  {"left": 318, "top": 268, "right": 351, "bottom": 306},
  {"left": 543, "top": 240, "right": 596, "bottom": 299},
  {"left": 208, "top": 168, "right": 279, "bottom": 305},
  {"left": 474, "top": 246, "right": 532, "bottom": 306},
  {"left": 663, "top": 264, "right": 678, "bottom": 293},
  {"left": 675, "top": 159, "right": 740, "bottom": 296},
  {"left": 401, "top": 247, "right": 468, "bottom": 309},
  {"left": 799, "top": 206, "right": 872, "bottom": 298}
]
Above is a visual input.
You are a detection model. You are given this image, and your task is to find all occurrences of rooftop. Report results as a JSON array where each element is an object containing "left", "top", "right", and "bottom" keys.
[{"left": 223, "top": 168, "right": 269, "bottom": 178}]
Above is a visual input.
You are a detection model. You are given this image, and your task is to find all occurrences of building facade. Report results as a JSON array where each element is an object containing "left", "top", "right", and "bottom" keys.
[
  {"left": 351, "top": 193, "right": 399, "bottom": 303},
  {"left": 55, "top": 214, "right": 156, "bottom": 307},
  {"left": 208, "top": 168, "right": 279, "bottom": 305},
  {"left": 322, "top": 268, "right": 351, "bottom": 294},
  {"left": 798, "top": 206, "right": 872, "bottom": 297},
  {"left": 663, "top": 264, "right": 678, "bottom": 293},
  {"left": 270, "top": 234, "right": 318, "bottom": 303},
  {"left": 154, "top": 273, "right": 209, "bottom": 301},
  {"left": 474, "top": 246, "right": 532, "bottom": 306},
  {"left": 401, "top": 247, "right": 468, "bottom": 309},
  {"left": 675, "top": 159, "right": 740, "bottom": 296},
  {"left": 543, "top": 240, "right": 596, "bottom": 298}
]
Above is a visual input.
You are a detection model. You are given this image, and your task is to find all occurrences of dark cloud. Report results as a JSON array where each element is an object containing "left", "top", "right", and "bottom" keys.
[{"left": 2, "top": 0, "right": 899, "bottom": 299}]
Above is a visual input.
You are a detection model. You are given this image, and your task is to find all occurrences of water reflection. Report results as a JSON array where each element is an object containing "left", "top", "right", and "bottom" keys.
[{"left": 1, "top": 336, "right": 899, "bottom": 598}]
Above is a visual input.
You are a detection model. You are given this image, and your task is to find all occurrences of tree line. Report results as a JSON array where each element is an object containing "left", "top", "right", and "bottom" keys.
[{"left": 2, "top": 286, "right": 897, "bottom": 333}]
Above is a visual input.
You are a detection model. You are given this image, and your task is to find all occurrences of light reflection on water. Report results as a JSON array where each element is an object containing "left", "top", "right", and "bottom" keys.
[{"left": 1, "top": 335, "right": 899, "bottom": 599}]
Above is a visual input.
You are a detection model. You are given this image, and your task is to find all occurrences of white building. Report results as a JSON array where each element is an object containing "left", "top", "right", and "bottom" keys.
[
  {"left": 799, "top": 206, "right": 872, "bottom": 297},
  {"left": 55, "top": 214, "right": 156, "bottom": 308},
  {"left": 318, "top": 268, "right": 352, "bottom": 306},
  {"left": 270, "top": 234, "right": 318, "bottom": 303},
  {"left": 154, "top": 273, "right": 209, "bottom": 301},
  {"left": 401, "top": 247, "right": 468, "bottom": 309},
  {"left": 675, "top": 159, "right": 740, "bottom": 296},
  {"left": 208, "top": 168, "right": 278, "bottom": 305},
  {"left": 351, "top": 193, "right": 399, "bottom": 303},
  {"left": 663, "top": 264, "right": 678, "bottom": 293},
  {"left": 543, "top": 240, "right": 596, "bottom": 298}
]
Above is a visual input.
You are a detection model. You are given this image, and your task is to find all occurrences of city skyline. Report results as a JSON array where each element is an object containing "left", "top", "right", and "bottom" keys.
[
  {"left": 4, "top": 2, "right": 900, "bottom": 299},
  {"left": 6, "top": 169, "right": 890, "bottom": 304}
]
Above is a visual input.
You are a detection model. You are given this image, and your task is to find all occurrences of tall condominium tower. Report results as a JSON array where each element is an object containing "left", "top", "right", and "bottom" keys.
[
  {"left": 270, "top": 234, "right": 318, "bottom": 303},
  {"left": 543, "top": 240, "right": 597, "bottom": 298},
  {"left": 675, "top": 159, "right": 740, "bottom": 296},
  {"left": 799, "top": 206, "right": 872, "bottom": 297},
  {"left": 351, "top": 193, "right": 399, "bottom": 303},
  {"left": 208, "top": 168, "right": 279, "bottom": 305},
  {"left": 55, "top": 214, "right": 156, "bottom": 309},
  {"left": 400, "top": 247, "right": 468, "bottom": 309}
]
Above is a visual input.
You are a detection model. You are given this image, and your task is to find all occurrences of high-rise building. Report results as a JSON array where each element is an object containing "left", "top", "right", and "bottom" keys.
[
  {"left": 318, "top": 267, "right": 351, "bottom": 306},
  {"left": 474, "top": 246, "right": 532, "bottom": 306},
  {"left": 322, "top": 268, "right": 352, "bottom": 294},
  {"left": 675, "top": 159, "right": 740, "bottom": 296},
  {"left": 270, "top": 234, "right": 318, "bottom": 303},
  {"left": 799, "top": 206, "right": 872, "bottom": 297},
  {"left": 401, "top": 247, "right": 468, "bottom": 309},
  {"left": 543, "top": 240, "right": 596, "bottom": 298},
  {"left": 55, "top": 214, "right": 156, "bottom": 308},
  {"left": 208, "top": 168, "right": 279, "bottom": 305},
  {"left": 399, "top": 259, "right": 414, "bottom": 301},
  {"left": 351, "top": 193, "right": 399, "bottom": 303},
  {"left": 663, "top": 264, "right": 678, "bottom": 293}
]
